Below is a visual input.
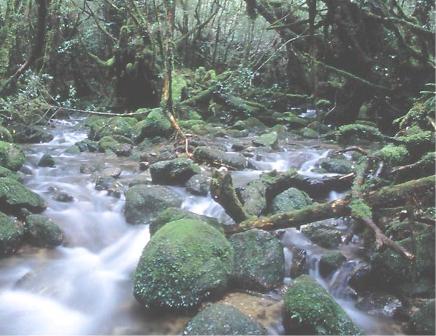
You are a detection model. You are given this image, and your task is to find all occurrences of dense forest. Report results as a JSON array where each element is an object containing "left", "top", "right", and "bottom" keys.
[{"left": 0, "top": 0, "right": 435, "bottom": 335}]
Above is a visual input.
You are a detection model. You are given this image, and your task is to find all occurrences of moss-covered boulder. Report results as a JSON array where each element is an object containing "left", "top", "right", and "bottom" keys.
[
  {"left": 97, "top": 136, "right": 132, "bottom": 156},
  {"left": 276, "top": 112, "right": 308, "bottom": 129},
  {"left": 149, "top": 158, "right": 200, "bottom": 185},
  {"left": 0, "top": 126, "right": 13, "bottom": 142},
  {"left": 38, "top": 154, "right": 55, "bottom": 167},
  {"left": 194, "top": 146, "right": 248, "bottom": 170},
  {"left": 185, "top": 174, "right": 210, "bottom": 196},
  {"left": 25, "top": 214, "right": 63, "bottom": 248},
  {"left": 408, "top": 299, "right": 435, "bottom": 335},
  {"left": 183, "top": 303, "right": 266, "bottom": 335},
  {"left": 319, "top": 158, "right": 353, "bottom": 175},
  {"left": 134, "top": 108, "right": 172, "bottom": 142},
  {"left": 13, "top": 126, "right": 53, "bottom": 144},
  {"left": 253, "top": 131, "right": 278, "bottom": 149},
  {"left": 150, "top": 207, "right": 221, "bottom": 236},
  {"left": 319, "top": 251, "right": 346, "bottom": 278},
  {"left": 0, "top": 212, "right": 24, "bottom": 257},
  {"left": 133, "top": 219, "right": 234, "bottom": 310},
  {"left": 75, "top": 139, "right": 99, "bottom": 152},
  {"left": 124, "top": 185, "right": 182, "bottom": 224},
  {"left": 336, "top": 124, "right": 384, "bottom": 144},
  {"left": 0, "top": 141, "right": 25, "bottom": 171},
  {"left": 301, "top": 221, "right": 343, "bottom": 249},
  {"left": 271, "top": 187, "right": 313, "bottom": 214},
  {"left": 0, "top": 177, "right": 46, "bottom": 215},
  {"left": 283, "top": 275, "right": 362, "bottom": 335},
  {"left": 0, "top": 166, "right": 20, "bottom": 180},
  {"left": 229, "top": 229, "right": 284, "bottom": 291},
  {"left": 88, "top": 116, "right": 137, "bottom": 141}
]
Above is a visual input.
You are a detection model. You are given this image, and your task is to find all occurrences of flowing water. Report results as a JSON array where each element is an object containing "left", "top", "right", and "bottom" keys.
[{"left": 0, "top": 119, "right": 401, "bottom": 334}]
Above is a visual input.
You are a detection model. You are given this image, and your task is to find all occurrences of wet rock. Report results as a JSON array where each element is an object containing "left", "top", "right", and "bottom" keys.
[
  {"left": 124, "top": 185, "right": 182, "bottom": 224},
  {"left": 94, "top": 176, "right": 122, "bottom": 198},
  {"left": 356, "top": 292, "right": 403, "bottom": 318},
  {"left": 289, "top": 247, "right": 309, "bottom": 278},
  {"left": 134, "top": 108, "right": 172, "bottom": 143},
  {"left": 0, "top": 141, "right": 25, "bottom": 171},
  {"left": 319, "top": 158, "right": 353, "bottom": 175},
  {"left": 183, "top": 303, "right": 266, "bottom": 335},
  {"left": 300, "top": 221, "right": 343, "bottom": 249},
  {"left": 38, "top": 154, "right": 55, "bottom": 167},
  {"left": 75, "top": 139, "right": 99, "bottom": 152},
  {"left": 80, "top": 163, "right": 98, "bottom": 174},
  {"left": 13, "top": 126, "right": 54, "bottom": 144},
  {"left": 0, "top": 166, "right": 21, "bottom": 181},
  {"left": 283, "top": 275, "right": 362, "bottom": 335},
  {"left": 150, "top": 208, "right": 221, "bottom": 236},
  {"left": 348, "top": 262, "right": 372, "bottom": 293},
  {"left": 229, "top": 229, "right": 284, "bottom": 291},
  {"left": 87, "top": 116, "right": 137, "bottom": 141},
  {"left": 0, "top": 177, "right": 46, "bottom": 215},
  {"left": 319, "top": 251, "right": 346, "bottom": 278},
  {"left": 134, "top": 219, "right": 233, "bottom": 310},
  {"left": 271, "top": 187, "right": 313, "bottom": 214},
  {"left": 127, "top": 174, "right": 150, "bottom": 187},
  {"left": 233, "top": 117, "right": 266, "bottom": 131},
  {"left": 25, "top": 214, "right": 63, "bottom": 248},
  {"left": 231, "top": 142, "right": 245, "bottom": 152},
  {"left": 275, "top": 112, "right": 308, "bottom": 129},
  {"left": 408, "top": 299, "right": 435, "bottom": 335},
  {"left": 193, "top": 146, "right": 248, "bottom": 170},
  {"left": 141, "top": 148, "right": 177, "bottom": 164},
  {"left": 185, "top": 174, "right": 210, "bottom": 196},
  {"left": 300, "top": 127, "right": 319, "bottom": 139},
  {"left": 98, "top": 136, "right": 132, "bottom": 156},
  {"left": 150, "top": 158, "right": 200, "bottom": 185},
  {"left": 0, "top": 212, "right": 24, "bottom": 257},
  {"left": 50, "top": 188, "right": 74, "bottom": 203},
  {"left": 102, "top": 167, "right": 122, "bottom": 178},
  {"left": 65, "top": 145, "right": 81, "bottom": 154},
  {"left": 139, "top": 161, "right": 150, "bottom": 171},
  {"left": 253, "top": 131, "right": 278, "bottom": 149}
]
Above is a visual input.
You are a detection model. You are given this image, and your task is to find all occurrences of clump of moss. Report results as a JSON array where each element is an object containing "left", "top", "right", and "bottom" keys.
[
  {"left": 0, "top": 141, "right": 25, "bottom": 171},
  {"left": 133, "top": 219, "right": 234, "bottom": 310},
  {"left": 374, "top": 144, "right": 410, "bottom": 166},
  {"left": 0, "top": 212, "right": 24, "bottom": 257},
  {"left": 283, "top": 275, "right": 362, "bottom": 335},
  {"left": 0, "top": 177, "right": 46, "bottom": 214},
  {"left": 336, "top": 124, "right": 384, "bottom": 144}
]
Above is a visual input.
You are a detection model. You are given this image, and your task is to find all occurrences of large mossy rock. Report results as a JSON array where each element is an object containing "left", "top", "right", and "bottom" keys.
[
  {"left": 0, "top": 166, "right": 21, "bottom": 180},
  {"left": 283, "top": 275, "right": 362, "bottom": 335},
  {"left": 0, "top": 212, "right": 24, "bottom": 257},
  {"left": 124, "top": 185, "right": 182, "bottom": 224},
  {"left": 149, "top": 158, "right": 200, "bottom": 185},
  {"left": 319, "top": 158, "right": 353, "bottom": 175},
  {"left": 336, "top": 124, "right": 384, "bottom": 144},
  {"left": 183, "top": 303, "right": 266, "bottom": 335},
  {"left": 133, "top": 219, "right": 234, "bottom": 310},
  {"left": 98, "top": 136, "right": 132, "bottom": 156},
  {"left": 87, "top": 116, "right": 137, "bottom": 141},
  {"left": 193, "top": 146, "right": 248, "bottom": 170},
  {"left": 0, "top": 141, "right": 25, "bottom": 171},
  {"left": 12, "top": 126, "right": 54, "bottom": 144},
  {"left": 271, "top": 187, "right": 313, "bottom": 214},
  {"left": 134, "top": 108, "right": 172, "bottom": 142},
  {"left": 150, "top": 207, "right": 221, "bottom": 236},
  {"left": 25, "top": 214, "right": 63, "bottom": 248},
  {"left": 229, "top": 229, "right": 284, "bottom": 291},
  {"left": 0, "top": 177, "right": 46, "bottom": 215},
  {"left": 253, "top": 131, "right": 278, "bottom": 149}
]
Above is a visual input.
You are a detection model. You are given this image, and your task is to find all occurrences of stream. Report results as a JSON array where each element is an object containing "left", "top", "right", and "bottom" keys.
[{"left": 0, "top": 119, "right": 401, "bottom": 334}]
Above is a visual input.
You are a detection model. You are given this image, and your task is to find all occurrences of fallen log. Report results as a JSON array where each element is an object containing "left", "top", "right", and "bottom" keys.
[{"left": 224, "top": 175, "right": 435, "bottom": 233}]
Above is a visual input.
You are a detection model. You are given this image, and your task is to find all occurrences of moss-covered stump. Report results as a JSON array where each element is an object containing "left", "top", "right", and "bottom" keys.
[
  {"left": 25, "top": 214, "right": 63, "bottom": 248},
  {"left": 133, "top": 219, "right": 234, "bottom": 310},
  {"left": 124, "top": 185, "right": 183, "bottom": 224},
  {"left": 271, "top": 187, "right": 313, "bottom": 214},
  {"left": 87, "top": 116, "right": 138, "bottom": 141},
  {"left": 408, "top": 299, "right": 435, "bottom": 335},
  {"left": 0, "top": 177, "right": 46, "bottom": 215},
  {"left": 0, "top": 212, "right": 24, "bottom": 257},
  {"left": 193, "top": 146, "right": 248, "bottom": 170},
  {"left": 183, "top": 303, "right": 266, "bottom": 335},
  {"left": 134, "top": 108, "right": 172, "bottom": 143},
  {"left": 149, "top": 158, "right": 200, "bottom": 185},
  {"left": 150, "top": 208, "right": 221, "bottom": 236},
  {"left": 0, "top": 141, "right": 25, "bottom": 171},
  {"left": 229, "top": 229, "right": 284, "bottom": 291},
  {"left": 319, "top": 251, "right": 346, "bottom": 278},
  {"left": 283, "top": 275, "right": 362, "bottom": 335},
  {"left": 38, "top": 154, "right": 55, "bottom": 167}
]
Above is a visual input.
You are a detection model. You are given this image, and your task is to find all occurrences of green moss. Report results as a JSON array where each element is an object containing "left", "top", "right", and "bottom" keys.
[
  {"left": 0, "top": 166, "right": 20, "bottom": 180},
  {"left": 397, "top": 130, "right": 434, "bottom": 150},
  {"left": 283, "top": 275, "right": 362, "bottom": 335},
  {"left": 134, "top": 108, "right": 172, "bottom": 142},
  {"left": 276, "top": 112, "right": 308, "bottom": 129},
  {"left": 170, "top": 71, "right": 188, "bottom": 103},
  {"left": 149, "top": 158, "right": 201, "bottom": 185},
  {"left": 25, "top": 214, "right": 63, "bottom": 248},
  {"left": 271, "top": 188, "right": 313, "bottom": 214},
  {"left": 350, "top": 199, "right": 372, "bottom": 218},
  {"left": 0, "top": 141, "right": 25, "bottom": 171},
  {"left": 87, "top": 116, "right": 137, "bottom": 141},
  {"left": 320, "top": 158, "right": 353, "bottom": 174},
  {"left": 98, "top": 136, "right": 119, "bottom": 153},
  {"left": 374, "top": 144, "right": 410, "bottom": 166},
  {"left": 134, "top": 219, "right": 234, "bottom": 310},
  {"left": 253, "top": 131, "right": 278, "bottom": 148},
  {"left": 0, "top": 177, "right": 46, "bottom": 214},
  {"left": 336, "top": 124, "right": 384, "bottom": 144},
  {"left": 0, "top": 126, "right": 12, "bottom": 142},
  {"left": 0, "top": 212, "right": 24, "bottom": 257}
]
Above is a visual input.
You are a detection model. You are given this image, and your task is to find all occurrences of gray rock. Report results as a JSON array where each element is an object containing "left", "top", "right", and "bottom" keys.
[{"left": 185, "top": 174, "right": 210, "bottom": 196}]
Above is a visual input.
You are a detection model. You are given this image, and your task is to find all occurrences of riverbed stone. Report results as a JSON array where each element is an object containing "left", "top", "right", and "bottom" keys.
[
  {"left": 38, "top": 154, "right": 55, "bottom": 167},
  {"left": 300, "top": 221, "right": 343, "bottom": 249},
  {"left": 185, "top": 174, "right": 210, "bottom": 196},
  {"left": 13, "top": 126, "right": 54, "bottom": 144},
  {"left": 134, "top": 108, "right": 172, "bottom": 142},
  {"left": 150, "top": 207, "right": 221, "bottom": 236},
  {"left": 75, "top": 139, "right": 99, "bottom": 152},
  {"left": 183, "top": 303, "right": 266, "bottom": 335},
  {"left": 124, "top": 185, "right": 182, "bottom": 224},
  {"left": 149, "top": 158, "right": 200, "bottom": 185},
  {"left": 88, "top": 116, "right": 137, "bottom": 141},
  {"left": 283, "top": 275, "right": 362, "bottom": 335},
  {"left": 319, "top": 158, "right": 353, "bottom": 174},
  {"left": 25, "top": 214, "right": 63, "bottom": 248},
  {"left": 319, "top": 251, "right": 346, "bottom": 278},
  {"left": 193, "top": 146, "right": 248, "bottom": 170},
  {"left": 271, "top": 187, "right": 313, "bottom": 214},
  {"left": 229, "top": 229, "right": 284, "bottom": 291},
  {"left": 134, "top": 219, "right": 234, "bottom": 310},
  {"left": 0, "top": 141, "right": 25, "bottom": 171},
  {"left": 0, "top": 177, "right": 46, "bottom": 215},
  {"left": 0, "top": 212, "right": 24, "bottom": 257},
  {"left": 253, "top": 131, "right": 278, "bottom": 149}
]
